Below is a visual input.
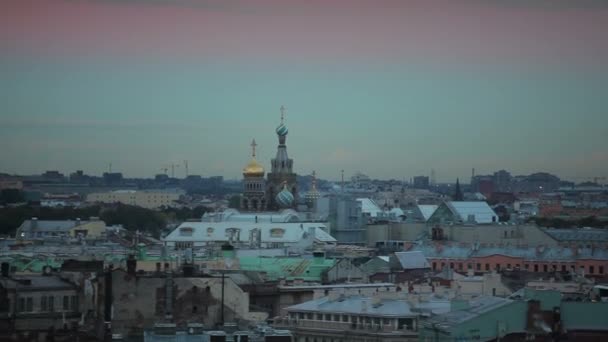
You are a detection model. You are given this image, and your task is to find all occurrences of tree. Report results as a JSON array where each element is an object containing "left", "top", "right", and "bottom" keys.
[{"left": 452, "top": 178, "right": 464, "bottom": 201}]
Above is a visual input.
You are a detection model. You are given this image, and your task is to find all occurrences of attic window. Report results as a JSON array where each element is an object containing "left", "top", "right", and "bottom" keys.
[
  {"left": 270, "top": 228, "right": 285, "bottom": 238},
  {"left": 180, "top": 227, "right": 194, "bottom": 236},
  {"left": 206, "top": 227, "right": 214, "bottom": 236}
]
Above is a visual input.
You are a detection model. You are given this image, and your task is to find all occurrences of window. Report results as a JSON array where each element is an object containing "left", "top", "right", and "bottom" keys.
[
  {"left": 48, "top": 296, "right": 54, "bottom": 312},
  {"left": 467, "top": 263, "right": 472, "bottom": 270},
  {"left": 432, "top": 262, "right": 437, "bottom": 270},
  {"left": 26, "top": 297, "right": 33, "bottom": 312},
  {"left": 458, "top": 263, "right": 463, "bottom": 271},
  {"left": 41, "top": 296, "right": 47, "bottom": 311},
  {"left": 543, "top": 265, "right": 548, "bottom": 272},
  {"left": 476, "top": 263, "right": 481, "bottom": 271},
  {"left": 450, "top": 262, "right": 454, "bottom": 269},
  {"left": 71, "top": 296, "right": 78, "bottom": 311},
  {"left": 561, "top": 265, "right": 566, "bottom": 272},
  {"left": 63, "top": 296, "right": 69, "bottom": 310},
  {"left": 485, "top": 263, "right": 490, "bottom": 271},
  {"left": 270, "top": 228, "right": 285, "bottom": 238},
  {"left": 589, "top": 266, "right": 595, "bottom": 274},
  {"left": 507, "top": 264, "right": 511, "bottom": 269},
  {"left": 600, "top": 266, "right": 604, "bottom": 275},
  {"left": 525, "top": 264, "right": 529, "bottom": 270},
  {"left": 534, "top": 264, "right": 539, "bottom": 272},
  {"left": 18, "top": 298, "right": 25, "bottom": 312}
]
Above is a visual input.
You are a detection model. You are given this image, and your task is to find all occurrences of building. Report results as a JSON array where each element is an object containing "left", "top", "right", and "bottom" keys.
[
  {"left": 241, "top": 139, "right": 268, "bottom": 211},
  {"left": 15, "top": 217, "right": 108, "bottom": 240},
  {"left": 164, "top": 209, "right": 336, "bottom": 251},
  {"left": 278, "top": 292, "right": 420, "bottom": 342},
  {"left": 86, "top": 189, "right": 184, "bottom": 209},
  {"left": 412, "top": 176, "right": 430, "bottom": 189},
  {"left": 428, "top": 201, "right": 499, "bottom": 225},
  {"left": 0, "top": 274, "right": 83, "bottom": 339},
  {"left": 108, "top": 268, "right": 268, "bottom": 337},
  {"left": 419, "top": 289, "right": 608, "bottom": 341},
  {"left": 411, "top": 243, "right": 608, "bottom": 277},
  {"left": 316, "top": 195, "right": 366, "bottom": 245},
  {"left": 266, "top": 106, "right": 298, "bottom": 211}
]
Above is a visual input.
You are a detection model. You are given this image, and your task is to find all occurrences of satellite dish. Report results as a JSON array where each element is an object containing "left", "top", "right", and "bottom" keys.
[{"left": 43, "top": 265, "right": 52, "bottom": 276}]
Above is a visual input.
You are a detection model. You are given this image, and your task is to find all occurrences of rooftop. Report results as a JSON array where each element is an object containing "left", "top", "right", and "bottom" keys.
[
  {"left": 286, "top": 295, "right": 416, "bottom": 317},
  {"left": 422, "top": 296, "right": 513, "bottom": 330}
]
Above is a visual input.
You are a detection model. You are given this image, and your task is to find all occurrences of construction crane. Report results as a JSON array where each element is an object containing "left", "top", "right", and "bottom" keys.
[
  {"left": 163, "top": 164, "right": 180, "bottom": 178},
  {"left": 183, "top": 160, "right": 189, "bottom": 177}
]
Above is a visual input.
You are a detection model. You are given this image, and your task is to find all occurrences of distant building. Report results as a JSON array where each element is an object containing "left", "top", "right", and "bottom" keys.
[
  {"left": 316, "top": 195, "right": 365, "bottom": 245},
  {"left": 86, "top": 189, "right": 184, "bottom": 209},
  {"left": 427, "top": 201, "right": 499, "bottom": 226},
  {"left": 164, "top": 209, "right": 336, "bottom": 251},
  {"left": 15, "top": 217, "right": 108, "bottom": 240},
  {"left": 412, "top": 176, "right": 430, "bottom": 189}
]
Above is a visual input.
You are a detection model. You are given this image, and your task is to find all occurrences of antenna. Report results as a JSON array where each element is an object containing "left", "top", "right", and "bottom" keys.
[
  {"left": 341, "top": 170, "right": 345, "bottom": 193},
  {"left": 280, "top": 105, "right": 286, "bottom": 124},
  {"left": 183, "top": 160, "right": 189, "bottom": 177},
  {"left": 108, "top": 163, "right": 112, "bottom": 173},
  {"left": 431, "top": 169, "right": 436, "bottom": 186}
]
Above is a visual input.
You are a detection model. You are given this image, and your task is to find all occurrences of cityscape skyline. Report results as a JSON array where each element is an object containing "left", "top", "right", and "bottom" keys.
[{"left": 2, "top": 0, "right": 608, "bottom": 181}]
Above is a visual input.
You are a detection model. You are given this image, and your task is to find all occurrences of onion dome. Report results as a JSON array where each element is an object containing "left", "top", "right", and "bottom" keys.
[
  {"left": 276, "top": 183, "right": 294, "bottom": 208},
  {"left": 243, "top": 138, "right": 264, "bottom": 177},
  {"left": 276, "top": 123, "right": 289, "bottom": 137},
  {"left": 276, "top": 105, "right": 289, "bottom": 136},
  {"left": 243, "top": 158, "right": 264, "bottom": 177},
  {"left": 305, "top": 171, "right": 321, "bottom": 207}
]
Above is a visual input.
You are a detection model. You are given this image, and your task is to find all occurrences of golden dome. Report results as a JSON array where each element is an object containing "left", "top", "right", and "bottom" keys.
[{"left": 243, "top": 158, "right": 265, "bottom": 177}]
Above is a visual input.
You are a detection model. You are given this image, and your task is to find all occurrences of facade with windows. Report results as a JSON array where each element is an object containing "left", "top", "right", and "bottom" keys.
[
  {"left": 0, "top": 275, "right": 82, "bottom": 335},
  {"left": 275, "top": 294, "right": 419, "bottom": 342},
  {"left": 164, "top": 209, "right": 336, "bottom": 250}
]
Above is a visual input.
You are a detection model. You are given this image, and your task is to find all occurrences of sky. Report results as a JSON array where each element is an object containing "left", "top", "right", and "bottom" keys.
[{"left": 1, "top": 0, "right": 607, "bottom": 182}]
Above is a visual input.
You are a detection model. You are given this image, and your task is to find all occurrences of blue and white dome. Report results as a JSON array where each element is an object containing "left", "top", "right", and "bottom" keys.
[
  {"left": 276, "top": 123, "right": 289, "bottom": 136},
  {"left": 276, "top": 185, "right": 294, "bottom": 208}
]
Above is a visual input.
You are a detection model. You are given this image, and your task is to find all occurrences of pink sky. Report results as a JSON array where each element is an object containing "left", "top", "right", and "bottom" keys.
[{"left": 2, "top": 0, "right": 608, "bottom": 67}]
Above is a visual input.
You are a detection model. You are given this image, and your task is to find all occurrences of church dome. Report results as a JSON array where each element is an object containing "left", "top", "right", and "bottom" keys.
[
  {"left": 276, "top": 184, "right": 294, "bottom": 208},
  {"left": 276, "top": 123, "right": 289, "bottom": 137},
  {"left": 243, "top": 158, "right": 264, "bottom": 177}
]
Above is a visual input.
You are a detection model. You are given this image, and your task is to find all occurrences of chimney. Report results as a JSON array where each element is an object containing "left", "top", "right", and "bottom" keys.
[
  {"left": 126, "top": 255, "right": 137, "bottom": 276},
  {"left": 1, "top": 262, "right": 9, "bottom": 278},
  {"left": 313, "top": 251, "right": 325, "bottom": 265}
]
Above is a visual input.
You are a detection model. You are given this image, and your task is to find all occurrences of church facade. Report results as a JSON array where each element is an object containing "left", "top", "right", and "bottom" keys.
[{"left": 241, "top": 106, "right": 299, "bottom": 212}]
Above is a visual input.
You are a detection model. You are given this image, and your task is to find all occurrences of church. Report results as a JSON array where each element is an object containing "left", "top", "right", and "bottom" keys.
[{"left": 240, "top": 106, "right": 302, "bottom": 212}]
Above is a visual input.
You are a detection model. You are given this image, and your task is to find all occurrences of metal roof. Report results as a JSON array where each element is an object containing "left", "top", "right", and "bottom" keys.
[
  {"left": 394, "top": 251, "right": 431, "bottom": 270},
  {"left": 446, "top": 201, "right": 498, "bottom": 224},
  {"left": 417, "top": 205, "right": 438, "bottom": 221},
  {"left": 286, "top": 295, "right": 417, "bottom": 317},
  {"left": 422, "top": 296, "right": 514, "bottom": 330},
  {"left": 542, "top": 228, "right": 608, "bottom": 242}
]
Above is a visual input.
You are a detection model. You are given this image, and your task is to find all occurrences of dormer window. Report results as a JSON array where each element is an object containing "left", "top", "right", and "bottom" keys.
[
  {"left": 206, "top": 227, "right": 214, "bottom": 236},
  {"left": 179, "top": 227, "right": 194, "bottom": 237},
  {"left": 270, "top": 228, "right": 285, "bottom": 238}
]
